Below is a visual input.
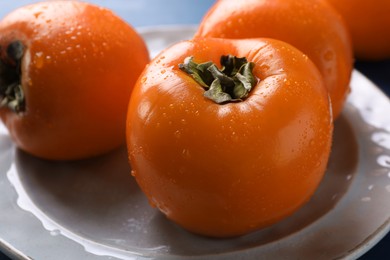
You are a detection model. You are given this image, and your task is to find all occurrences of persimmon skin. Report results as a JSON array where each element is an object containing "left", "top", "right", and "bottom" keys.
[
  {"left": 126, "top": 38, "right": 333, "bottom": 237},
  {"left": 326, "top": 0, "right": 390, "bottom": 60},
  {"left": 195, "top": 0, "right": 353, "bottom": 119},
  {"left": 0, "top": 1, "right": 149, "bottom": 160}
]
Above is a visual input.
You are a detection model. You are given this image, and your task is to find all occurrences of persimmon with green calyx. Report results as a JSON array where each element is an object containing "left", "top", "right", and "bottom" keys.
[
  {"left": 195, "top": 0, "right": 353, "bottom": 119},
  {"left": 126, "top": 37, "right": 333, "bottom": 238},
  {"left": 0, "top": 1, "right": 149, "bottom": 160}
]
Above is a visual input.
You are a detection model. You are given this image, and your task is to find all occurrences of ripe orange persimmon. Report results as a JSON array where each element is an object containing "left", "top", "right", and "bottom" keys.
[
  {"left": 326, "top": 0, "right": 390, "bottom": 60},
  {"left": 126, "top": 37, "right": 333, "bottom": 237},
  {"left": 0, "top": 1, "right": 149, "bottom": 160},
  {"left": 195, "top": 0, "right": 353, "bottom": 119}
]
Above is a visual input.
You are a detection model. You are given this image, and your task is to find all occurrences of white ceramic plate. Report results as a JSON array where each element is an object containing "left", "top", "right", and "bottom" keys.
[{"left": 1, "top": 26, "right": 390, "bottom": 260}]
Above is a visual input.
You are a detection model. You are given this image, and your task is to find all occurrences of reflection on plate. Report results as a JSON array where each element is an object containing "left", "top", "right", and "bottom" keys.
[{"left": 1, "top": 26, "right": 390, "bottom": 260}]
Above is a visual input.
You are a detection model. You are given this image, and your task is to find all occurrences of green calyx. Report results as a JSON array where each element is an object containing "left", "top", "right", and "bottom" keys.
[
  {"left": 0, "top": 40, "right": 25, "bottom": 113},
  {"left": 179, "top": 54, "right": 257, "bottom": 104}
]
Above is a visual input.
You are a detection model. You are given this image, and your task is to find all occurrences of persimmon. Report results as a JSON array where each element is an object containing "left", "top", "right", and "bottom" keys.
[
  {"left": 326, "top": 0, "right": 390, "bottom": 60},
  {"left": 126, "top": 37, "right": 333, "bottom": 237},
  {"left": 195, "top": 0, "right": 353, "bottom": 118},
  {"left": 0, "top": 1, "right": 149, "bottom": 160}
]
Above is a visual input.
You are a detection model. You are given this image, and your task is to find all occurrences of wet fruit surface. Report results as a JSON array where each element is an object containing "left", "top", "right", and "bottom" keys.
[{"left": 0, "top": 1, "right": 149, "bottom": 160}]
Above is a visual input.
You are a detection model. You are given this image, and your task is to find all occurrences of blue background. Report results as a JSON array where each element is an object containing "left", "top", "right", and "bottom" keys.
[{"left": 0, "top": 1, "right": 389, "bottom": 259}]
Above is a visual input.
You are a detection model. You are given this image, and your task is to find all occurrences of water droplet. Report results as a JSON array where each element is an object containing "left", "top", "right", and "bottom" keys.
[
  {"left": 140, "top": 77, "right": 147, "bottom": 83},
  {"left": 182, "top": 149, "right": 191, "bottom": 159},
  {"left": 283, "top": 78, "right": 291, "bottom": 86},
  {"left": 260, "top": 64, "right": 270, "bottom": 71},
  {"left": 174, "top": 130, "right": 181, "bottom": 139},
  {"left": 34, "top": 12, "right": 42, "bottom": 18},
  {"left": 361, "top": 197, "right": 371, "bottom": 202},
  {"left": 34, "top": 52, "right": 44, "bottom": 68}
]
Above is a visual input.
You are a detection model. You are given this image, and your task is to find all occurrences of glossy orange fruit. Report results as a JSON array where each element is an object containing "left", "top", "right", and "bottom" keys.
[
  {"left": 195, "top": 0, "right": 353, "bottom": 118},
  {"left": 126, "top": 37, "right": 333, "bottom": 237},
  {"left": 0, "top": 1, "right": 149, "bottom": 160}
]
